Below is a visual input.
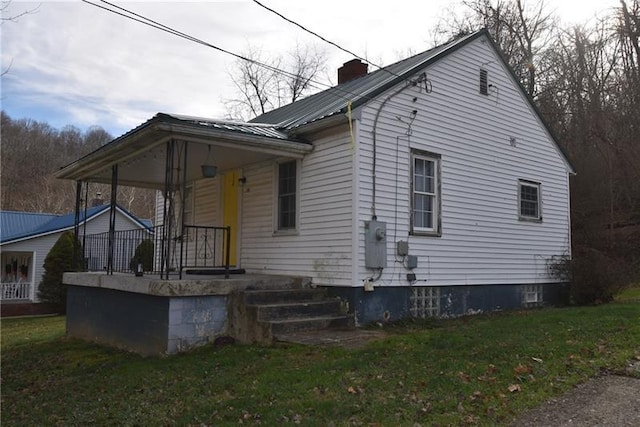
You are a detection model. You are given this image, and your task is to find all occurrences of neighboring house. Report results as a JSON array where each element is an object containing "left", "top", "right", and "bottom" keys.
[
  {"left": 56, "top": 29, "right": 574, "bottom": 324},
  {"left": 0, "top": 205, "right": 152, "bottom": 305}
]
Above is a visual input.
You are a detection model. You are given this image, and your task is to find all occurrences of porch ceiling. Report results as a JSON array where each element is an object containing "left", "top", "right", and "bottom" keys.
[{"left": 55, "top": 113, "right": 313, "bottom": 189}]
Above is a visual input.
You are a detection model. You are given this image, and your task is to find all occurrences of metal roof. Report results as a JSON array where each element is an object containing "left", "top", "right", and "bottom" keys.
[
  {"left": 1, "top": 205, "right": 153, "bottom": 244},
  {"left": 250, "top": 31, "right": 484, "bottom": 130},
  {"left": 157, "top": 113, "right": 293, "bottom": 141},
  {"left": 1, "top": 211, "right": 58, "bottom": 242}
]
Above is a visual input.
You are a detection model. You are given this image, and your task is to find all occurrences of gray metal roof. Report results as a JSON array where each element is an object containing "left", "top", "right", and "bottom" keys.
[
  {"left": 159, "top": 113, "right": 292, "bottom": 140},
  {"left": 250, "top": 30, "right": 485, "bottom": 130}
]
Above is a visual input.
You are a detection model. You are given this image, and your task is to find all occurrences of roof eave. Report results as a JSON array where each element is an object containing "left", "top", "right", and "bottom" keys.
[{"left": 56, "top": 117, "right": 313, "bottom": 182}]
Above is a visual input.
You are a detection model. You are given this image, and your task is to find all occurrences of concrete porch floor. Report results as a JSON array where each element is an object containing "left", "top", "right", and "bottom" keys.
[{"left": 62, "top": 271, "right": 312, "bottom": 297}]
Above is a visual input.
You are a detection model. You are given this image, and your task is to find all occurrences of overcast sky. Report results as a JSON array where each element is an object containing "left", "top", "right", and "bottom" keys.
[{"left": 1, "top": 0, "right": 618, "bottom": 137}]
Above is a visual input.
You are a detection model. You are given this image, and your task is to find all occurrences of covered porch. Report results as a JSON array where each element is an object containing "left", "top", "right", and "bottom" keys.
[
  {"left": 1, "top": 251, "right": 35, "bottom": 302},
  {"left": 56, "top": 113, "right": 312, "bottom": 279},
  {"left": 56, "top": 113, "right": 336, "bottom": 354}
]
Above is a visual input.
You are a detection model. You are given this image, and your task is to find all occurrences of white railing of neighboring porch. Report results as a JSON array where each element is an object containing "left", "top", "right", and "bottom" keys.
[{"left": 0, "top": 282, "right": 32, "bottom": 301}]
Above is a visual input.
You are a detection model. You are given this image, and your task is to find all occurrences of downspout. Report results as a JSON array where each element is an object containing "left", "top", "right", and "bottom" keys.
[{"left": 370, "top": 73, "right": 427, "bottom": 219}]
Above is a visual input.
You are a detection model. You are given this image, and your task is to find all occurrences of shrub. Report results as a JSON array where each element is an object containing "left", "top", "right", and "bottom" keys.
[
  {"left": 129, "top": 239, "right": 154, "bottom": 272},
  {"left": 548, "top": 246, "right": 627, "bottom": 305},
  {"left": 38, "top": 231, "right": 83, "bottom": 313},
  {"left": 569, "top": 246, "right": 625, "bottom": 305}
]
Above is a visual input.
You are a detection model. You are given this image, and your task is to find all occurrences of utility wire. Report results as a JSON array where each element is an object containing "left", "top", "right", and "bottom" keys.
[
  {"left": 82, "top": 0, "right": 431, "bottom": 115},
  {"left": 84, "top": 0, "right": 300, "bottom": 82},
  {"left": 251, "top": 0, "right": 405, "bottom": 80},
  {"left": 252, "top": 0, "right": 384, "bottom": 70}
]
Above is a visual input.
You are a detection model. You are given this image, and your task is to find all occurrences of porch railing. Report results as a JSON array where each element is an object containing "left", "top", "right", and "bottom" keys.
[
  {"left": 0, "top": 282, "right": 32, "bottom": 301},
  {"left": 82, "top": 225, "right": 230, "bottom": 278}
]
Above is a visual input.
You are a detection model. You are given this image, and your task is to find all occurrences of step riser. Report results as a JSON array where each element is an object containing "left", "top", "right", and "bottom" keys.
[
  {"left": 244, "top": 289, "right": 328, "bottom": 305},
  {"left": 256, "top": 300, "right": 343, "bottom": 321}
]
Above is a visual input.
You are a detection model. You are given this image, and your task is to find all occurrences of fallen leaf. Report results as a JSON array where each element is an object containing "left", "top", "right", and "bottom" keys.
[
  {"left": 486, "top": 364, "right": 497, "bottom": 374},
  {"left": 508, "top": 384, "right": 521, "bottom": 393},
  {"left": 458, "top": 371, "right": 471, "bottom": 383},
  {"left": 347, "top": 386, "right": 357, "bottom": 394},
  {"left": 531, "top": 357, "right": 543, "bottom": 363},
  {"left": 514, "top": 364, "right": 532, "bottom": 375}
]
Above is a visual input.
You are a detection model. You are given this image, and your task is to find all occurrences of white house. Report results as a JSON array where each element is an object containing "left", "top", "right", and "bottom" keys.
[
  {"left": 56, "top": 29, "right": 574, "bottom": 324},
  {"left": 0, "top": 205, "right": 152, "bottom": 305}
]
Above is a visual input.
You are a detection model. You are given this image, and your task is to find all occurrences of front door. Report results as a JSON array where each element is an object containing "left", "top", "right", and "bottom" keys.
[{"left": 222, "top": 170, "right": 240, "bottom": 266}]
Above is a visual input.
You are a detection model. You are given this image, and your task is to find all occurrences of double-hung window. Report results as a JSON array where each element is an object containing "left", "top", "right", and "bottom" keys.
[
  {"left": 519, "top": 180, "right": 542, "bottom": 221},
  {"left": 411, "top": 151, "right": 440, "bottom": 235},
  {"left": 276, "top": 160, "right": 297, "bottom": 231}
]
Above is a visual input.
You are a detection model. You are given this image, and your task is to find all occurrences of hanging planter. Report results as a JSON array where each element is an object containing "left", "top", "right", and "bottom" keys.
[
  {"left": 201, "top": 164, "right": 217, "bottom": 178},
  {"left": 201, "top": 145, "right": 217, "bottom": 178}
]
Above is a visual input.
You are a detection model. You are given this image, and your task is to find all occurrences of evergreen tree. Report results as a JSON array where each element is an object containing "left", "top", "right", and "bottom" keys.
[{"left": 38, "top": 231, "right": 83, "bottom": 312}]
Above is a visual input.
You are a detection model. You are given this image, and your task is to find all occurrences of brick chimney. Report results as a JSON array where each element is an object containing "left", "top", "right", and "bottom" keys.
[{"left": 338, "top": 59, "right": 368, "bottom": 84}]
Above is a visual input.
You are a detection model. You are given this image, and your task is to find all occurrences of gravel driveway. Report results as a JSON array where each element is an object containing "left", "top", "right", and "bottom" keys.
[{"left": 511, "top": 375, "right": 640, "bottom": 426}]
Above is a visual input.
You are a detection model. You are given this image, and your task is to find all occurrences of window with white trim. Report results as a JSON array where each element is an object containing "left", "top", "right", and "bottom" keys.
[
  {"left": 277, "top": 160, "right": 297, "bottom": 230},
  {"left": 519, "top": 180, "right": 541, "bottom": 221},
  {"left": 411, "top": 151, "right": 441, "bottom": 234}
]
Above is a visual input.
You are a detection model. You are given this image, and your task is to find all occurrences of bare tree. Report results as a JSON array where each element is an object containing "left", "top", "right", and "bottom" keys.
[
  {"left": 0, "top": 112, "right": 155, "bottom": 219},
  {"left": 432, "top": 0, "right": 557, "bottom": 96},
  {"left": 1, "top": 1, "right": 40, "bottom": 76},
  {"left": 224, "top": 43, "right": 328, "bottom": 121}
]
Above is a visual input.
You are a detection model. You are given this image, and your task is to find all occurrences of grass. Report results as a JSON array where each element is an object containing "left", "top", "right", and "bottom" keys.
[{"left": 2, "top": 301, "right": 639, "bottom": 426}]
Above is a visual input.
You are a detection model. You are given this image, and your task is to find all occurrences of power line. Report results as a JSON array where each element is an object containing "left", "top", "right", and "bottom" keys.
[
  {"left": 251, "top": 0, "right": 385, "bottom": 71},
  {"left": 82, "top": 0, "right": 429, "bottom": 118}
]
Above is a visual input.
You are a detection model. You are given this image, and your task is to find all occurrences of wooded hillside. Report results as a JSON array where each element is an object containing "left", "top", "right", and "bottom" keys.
[{"left": 0, "top": 111, "right": 155, "bottom": 219}]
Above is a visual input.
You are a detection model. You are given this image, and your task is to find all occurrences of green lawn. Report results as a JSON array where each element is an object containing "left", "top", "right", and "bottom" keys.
[{"left": 2, "top": 302, "right": 639, "bottom": 426}]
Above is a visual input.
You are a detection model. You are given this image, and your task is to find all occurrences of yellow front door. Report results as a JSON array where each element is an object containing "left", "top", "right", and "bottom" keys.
[{"left": 222, "top": 170, "right": 240, "bottom": 266}]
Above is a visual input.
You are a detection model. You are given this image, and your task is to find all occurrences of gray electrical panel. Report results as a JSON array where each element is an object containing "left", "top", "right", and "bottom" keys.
[
  {"left": 365, "top": 220, "right": 387, "bottom": 268},
  {"left": 397, "top": 240, "right": 409, "bottom": 256}
]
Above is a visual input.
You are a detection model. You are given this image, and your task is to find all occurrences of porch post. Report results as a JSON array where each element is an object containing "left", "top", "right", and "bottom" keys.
[
  {"left": 179, "top": 141, "right": 188, "bottom": 280},
  {"left": 82, "top": 182, "right": 89, "bottom": 270},
  {"left": 73, "top": 180, "right": 82, "bottom": 268},
  {"left": 161, "top": 139, "right": 175, "bottom": 280},
  {"left": 107, "top": 164, "right": 118, "bottom": 275}
]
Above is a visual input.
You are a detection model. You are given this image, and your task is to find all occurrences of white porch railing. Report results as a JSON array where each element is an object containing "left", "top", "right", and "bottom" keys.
[{"left": 0, "top": 282, "right": 32, "bottom": 301}]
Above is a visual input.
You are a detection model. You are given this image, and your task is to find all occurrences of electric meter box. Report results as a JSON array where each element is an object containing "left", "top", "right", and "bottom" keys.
[{"left": 364, "top": 220, "right": 387, "bottom": 269}]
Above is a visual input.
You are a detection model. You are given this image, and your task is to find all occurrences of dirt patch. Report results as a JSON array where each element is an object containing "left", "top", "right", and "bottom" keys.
[
  {"left": 512, "top": 375, "right": 640, "bottom": 426},
  {"left": 275, "top": 329, "right": 387, "bottom": 349}
]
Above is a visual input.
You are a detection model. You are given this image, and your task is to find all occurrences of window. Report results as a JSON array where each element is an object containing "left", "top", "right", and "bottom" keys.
[
  {"left": 277, "top": 160, "right": 297, "bottom": 230},
  {"left": 411, "top": 151, "right": 440, "bottom": 235},
  {"left": 519, "top": 180, "right": 541, "bottom": 221}
]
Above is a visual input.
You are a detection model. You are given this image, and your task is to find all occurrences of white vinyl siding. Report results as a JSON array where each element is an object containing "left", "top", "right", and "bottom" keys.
[
  {"left": 240, "top": 128, "right": 354, "bottom": 285},
  {"left": 355, "top": 35, "right": 571, "bottom": 287}
]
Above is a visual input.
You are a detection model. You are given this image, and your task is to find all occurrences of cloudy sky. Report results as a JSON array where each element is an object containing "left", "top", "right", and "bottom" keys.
[{"left": 1, "top": 0, "right": 618, "bottom": 137}]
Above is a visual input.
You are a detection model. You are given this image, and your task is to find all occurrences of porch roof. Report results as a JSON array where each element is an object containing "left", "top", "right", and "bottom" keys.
[{"left": 55, "top": 113, "right": 313, "bottom": 188}]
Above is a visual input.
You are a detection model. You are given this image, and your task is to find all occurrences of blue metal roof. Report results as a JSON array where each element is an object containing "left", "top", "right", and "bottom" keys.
[
  {"left": 1, "top": 211, "right": 58, "bottom": 242},
  {"left": 1, "top": 205, "right": 153, "bottom": 244}
]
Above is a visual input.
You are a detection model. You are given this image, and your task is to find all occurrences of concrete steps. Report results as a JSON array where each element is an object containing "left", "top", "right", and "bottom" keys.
[{"left": 229, "top": 284, "right": 354, "bottom": 344}]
